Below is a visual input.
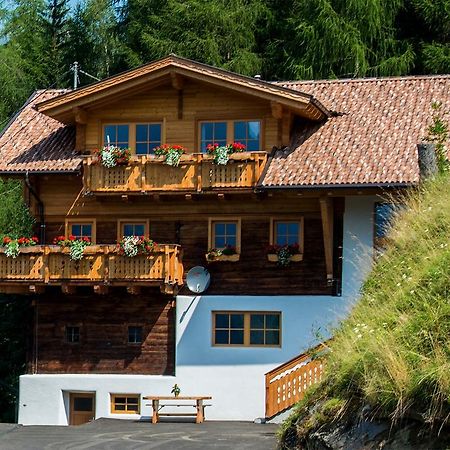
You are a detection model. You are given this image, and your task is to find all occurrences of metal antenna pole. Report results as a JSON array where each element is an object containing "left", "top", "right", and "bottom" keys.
[{"left": 72, "top": 61, "right": 79, "bottom": 90}]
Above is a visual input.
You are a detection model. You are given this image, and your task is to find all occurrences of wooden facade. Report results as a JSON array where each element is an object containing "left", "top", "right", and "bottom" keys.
[
  {"left": 1, "top": 64, "right": 343, "bottom": 375},
  {"left": 31, "top": 291, "right": 175, "bottom": 375}
]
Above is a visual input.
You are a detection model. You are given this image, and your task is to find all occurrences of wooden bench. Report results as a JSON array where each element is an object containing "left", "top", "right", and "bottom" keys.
[{"left": 143, "top": 396, "right": 212, "bottom": 424}]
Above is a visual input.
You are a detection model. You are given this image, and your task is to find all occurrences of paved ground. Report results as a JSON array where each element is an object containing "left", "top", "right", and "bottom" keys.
[{"left": 0, "top": 419, "right": 279, "bottom": 449}]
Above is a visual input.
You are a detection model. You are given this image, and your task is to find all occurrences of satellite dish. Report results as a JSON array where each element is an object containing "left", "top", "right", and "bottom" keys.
[{"left": 186, "top": 266, "right": 210, "bottom": 294}]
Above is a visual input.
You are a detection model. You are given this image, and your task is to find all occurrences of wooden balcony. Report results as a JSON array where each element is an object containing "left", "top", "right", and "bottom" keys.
[
  {"left": 82, "top": 152, "right": 268, "bottom": 194},
  {"left": 0, "top": 245, "right": 183, "bottom": 295}
]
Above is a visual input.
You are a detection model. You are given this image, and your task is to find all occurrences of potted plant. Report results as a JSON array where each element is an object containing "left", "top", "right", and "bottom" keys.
[
  {"left": 53, "top": 235, "right": 91, "bottom": 261},
  {"left": 206, "top": 245, "right": 240, "bottom": 262},
  {"left": 267, "top": 243, "right": 303, "bottom": 266},
  {"left": 1, "top": 236, "right": 38, "bottom": 258},
  {"left": 94, "top": 145, "right": 131, "bottom": 168},
  {"left": 117, "top": 236, "right": 156, "bottom": 257},
  {"left": 206, "top": 142, "right": 246, "bottom": 165},
  {"left": 154, "top": 144, "right": 186, "bottom": 167},
  {"left": 171, "top": 384, "right": 181, "bottom": 398}
]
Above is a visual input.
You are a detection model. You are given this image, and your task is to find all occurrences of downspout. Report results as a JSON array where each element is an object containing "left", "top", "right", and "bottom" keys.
[{"left": 24, "top": 172, "right": 46, "bottom": 243}]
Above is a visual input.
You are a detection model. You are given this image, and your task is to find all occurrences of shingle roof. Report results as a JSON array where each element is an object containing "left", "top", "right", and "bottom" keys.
[
  {"left": 0, "top": 90, "right": 80, "bottom": 173},
  {"left": 262, "top": 75, "right": 450, "bottom": 187}
]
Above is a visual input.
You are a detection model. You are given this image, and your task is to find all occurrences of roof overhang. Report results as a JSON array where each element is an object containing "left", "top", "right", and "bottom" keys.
[{"left": 35, "top": 55, "right": 330, "bottom": 124}]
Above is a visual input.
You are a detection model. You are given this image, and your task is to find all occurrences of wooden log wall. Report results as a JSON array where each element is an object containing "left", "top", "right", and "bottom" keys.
[
  {"left": 32, "top": 289, "right": 175, "bottom": 375},
  {"left": 83, "top": 80, "right": 280, "bottom": 154},
  {"left": 35, "top": 175, "right": 343, "bottom": 296}
]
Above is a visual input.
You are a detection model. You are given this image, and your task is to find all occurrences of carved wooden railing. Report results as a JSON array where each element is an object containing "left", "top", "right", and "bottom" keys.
[
  {"left": 265, "top": 343, "right": 328, "bottom": 418},
  {"left": 0, "top": 245, "right": 183, "bottom": 293},
  {"left": 83, "top": 152, "right": 268, "bottom": 194}
]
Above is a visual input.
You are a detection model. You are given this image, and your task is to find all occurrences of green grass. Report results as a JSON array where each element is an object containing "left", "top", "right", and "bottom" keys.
[{"left": 280, "top": 174, "right": 450, "bottom": 444}]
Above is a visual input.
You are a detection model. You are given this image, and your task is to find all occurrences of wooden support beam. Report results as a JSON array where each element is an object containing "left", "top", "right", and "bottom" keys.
[
  {"left": 319, "top": 197, "right": 334, "bottom": 284},
  {"left": 94, "top": 284, "right": 108, "bottom": 295},
  {"left": 75, "top": 124, "right": 86, "bottom": 152},
  {"left": 73, "top": 106, "right": 88, "bottom": 124},
  {"left": 127, "top": 286, "right": 141, "bottom": 295},
  {"left": 170, "top": 72, "right": 185, "bottom": 90},
  {"left": 29, "top": 285, "right": 45, "bottom": 294},
  {"left": 61, "top": 284, "right": 76, "bottom": 295},
  {"left": 271, "top": 101, "right": 283, "bottom": 120},
  {"left": 281, "top": 111, "right": 293, "bottom": 146},
  {"left": 177, "top": 90, "right": 184, "bottom": 120}
]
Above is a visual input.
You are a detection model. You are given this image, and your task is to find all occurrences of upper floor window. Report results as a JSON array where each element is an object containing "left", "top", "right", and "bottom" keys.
[
  {"left": 234, "top": 121, "right": 260, "bottom": 151},
  {"left": 200, "top": 122, "right": 227, "bottom": 152},
  {"left": 117, "top": 220, "right": 149, "bottom": 240},
  {"left": 209, "top": 218, "right": 241, "bottom": 252},
  {"left": 274, "top": 221, "right": 301, "bottom": 246},
  {"left": 66, "top": 219, "right": 96, "bottom": 243},
  {"left": 104, "top": 124, "right": 129, "bottom": 148},
  {"left": 136, "top": 123, "right": 162, "bottom": 155}
]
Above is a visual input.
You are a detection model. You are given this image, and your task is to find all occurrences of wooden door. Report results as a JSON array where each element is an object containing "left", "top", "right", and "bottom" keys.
[{"left": 69, "top": 393, "right": 95, "bottom": 425}]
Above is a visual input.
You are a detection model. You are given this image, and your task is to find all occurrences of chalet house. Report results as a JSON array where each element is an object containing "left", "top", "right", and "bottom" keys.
[{"left": 0, "top": 56, "right": 448, "bottom": 425}]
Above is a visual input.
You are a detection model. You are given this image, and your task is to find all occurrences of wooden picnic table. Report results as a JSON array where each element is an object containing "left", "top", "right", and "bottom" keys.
[{"left": 143, "top": 396, "right": 212, "bottom": 424}]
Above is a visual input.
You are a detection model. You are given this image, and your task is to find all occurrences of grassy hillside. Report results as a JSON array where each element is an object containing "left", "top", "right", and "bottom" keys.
[{"left": 281, "top": 174, "right": 450, "bottom": 446}]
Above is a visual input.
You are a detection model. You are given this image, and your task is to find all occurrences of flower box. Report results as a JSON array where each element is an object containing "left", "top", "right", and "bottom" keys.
[
  {"left": 205, "top": 253, "right": 240, "bottom": 263},
  {"left": 267, "top": 253, "right": 303, "bottom": 263}
]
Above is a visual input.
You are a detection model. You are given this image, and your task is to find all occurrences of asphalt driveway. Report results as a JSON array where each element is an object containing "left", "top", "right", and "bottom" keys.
[{"left": 0, "top": 419, "right": 279, "bottom": 449}]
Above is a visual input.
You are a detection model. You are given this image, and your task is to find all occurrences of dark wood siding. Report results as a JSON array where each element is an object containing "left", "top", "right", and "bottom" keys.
[{"left": 32, "top": 289, "right": 175, "bottom": 375}]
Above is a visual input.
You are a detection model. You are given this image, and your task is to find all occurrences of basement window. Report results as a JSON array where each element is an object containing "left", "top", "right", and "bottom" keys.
[
  {"left": 111, "top": 394, "right": 140, "bottom": 414},
  {"left": 128, "top": 326, "right": 143, "bottom": 344},
  {"left": 66, "top": 326, "right": 80, "bottom": 344},
  {"left": 213, "top": 312, "right": 281, "bottom": 347}
]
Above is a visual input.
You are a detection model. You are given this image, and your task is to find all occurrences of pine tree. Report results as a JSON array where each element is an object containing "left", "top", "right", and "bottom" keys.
[{"left": 120, "top": 0, "right": 269, "bottom": 76}]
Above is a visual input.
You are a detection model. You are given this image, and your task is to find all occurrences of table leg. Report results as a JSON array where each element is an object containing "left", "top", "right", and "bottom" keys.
[
  {"left": 196, "top": 399, "right": 204, "bottom": 423},
  {"left": 152, "top": 400, "right": 159, "bottom": 424}
]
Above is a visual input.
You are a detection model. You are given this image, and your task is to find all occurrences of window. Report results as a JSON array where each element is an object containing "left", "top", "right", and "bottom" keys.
[
  {"left": 213, "top": 312, "right": 281, "bottom": 347},
  {"left": 200, "top": 122, "right": 227, "bottom": 152},
  {"left": 199, "top": 120, "right": 262, "bottom": 153},
  {"left": 274, "top": 221, "right": 300, "bottom": 246},
  {"left": 103, "top": 124, "right": 129, "bottom": 148},
  {"left": 374, "top": 202, "right": 396, "bottom": 247},
  {"left": 234, "top": 121, "right": 261, "bottom": 151},
  {"left": 270, "top": 218, "right": 304, "bottom": 251},
  {"left": 66, "top": 220, "right": 96, "bottom": 243},
  {"left": 135, "top": 123, "right": 162, "bottom": 155},
  {"left": 66, "top": 326, "right": 80, "bottom": 343},
  {"left": 117, "top": 220, "right": 149, "bottom": 240},
  {"left": 209, "top": 218, "right": 241, "bottom": 252},
  {"left": 111, "top": 394, "right": 140, "bottom": 414},
  {"left": 128, "top": 326, "right": 143, "bottom": 344}
]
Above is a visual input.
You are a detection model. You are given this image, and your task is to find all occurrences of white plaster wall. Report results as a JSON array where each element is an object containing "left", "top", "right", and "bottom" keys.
[{"left": 18, "top": 195, "right": 378, "bottom": 425}]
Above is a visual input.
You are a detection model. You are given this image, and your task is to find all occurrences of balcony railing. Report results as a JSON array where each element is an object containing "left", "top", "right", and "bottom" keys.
[
  {"left": 0, "top": 245, "right": 183, "bottom": 294},
  {"left": 82, "top": 152, "right": 268, "bottom": 194}
]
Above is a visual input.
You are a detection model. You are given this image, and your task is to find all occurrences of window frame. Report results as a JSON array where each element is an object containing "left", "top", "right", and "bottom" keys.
[
  {"left": 198, "top": 119, "right": 264, "bottom": 153},
  {"left": 65, "top": 219, "right": 97, "bottom": 244},
  {"left": 212, "top": 311, "right": 282, "bottom": 348},
  {"left": 65, "top": 325, "right": 80, "bottom": 344},
  {"left": 117, "top": 219, "right": 150, "bottom": 241},
  {"left": 269, "top": 217, "right": 304, "bottom": 251},
  {"left": 208, "top": 217, "right": 241, "bottom": 253},
  {"left": 127, "top": 325, "right": 143, "bottom": 345},
  {"left": 110, "top": 394, "right": 141, "bottom": 415},
  {"left": 135, "top": 122, "right": 163, "bottom": 155},
  {"left": 100, "top": 120, "right": 165, "bottom": 155}
]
